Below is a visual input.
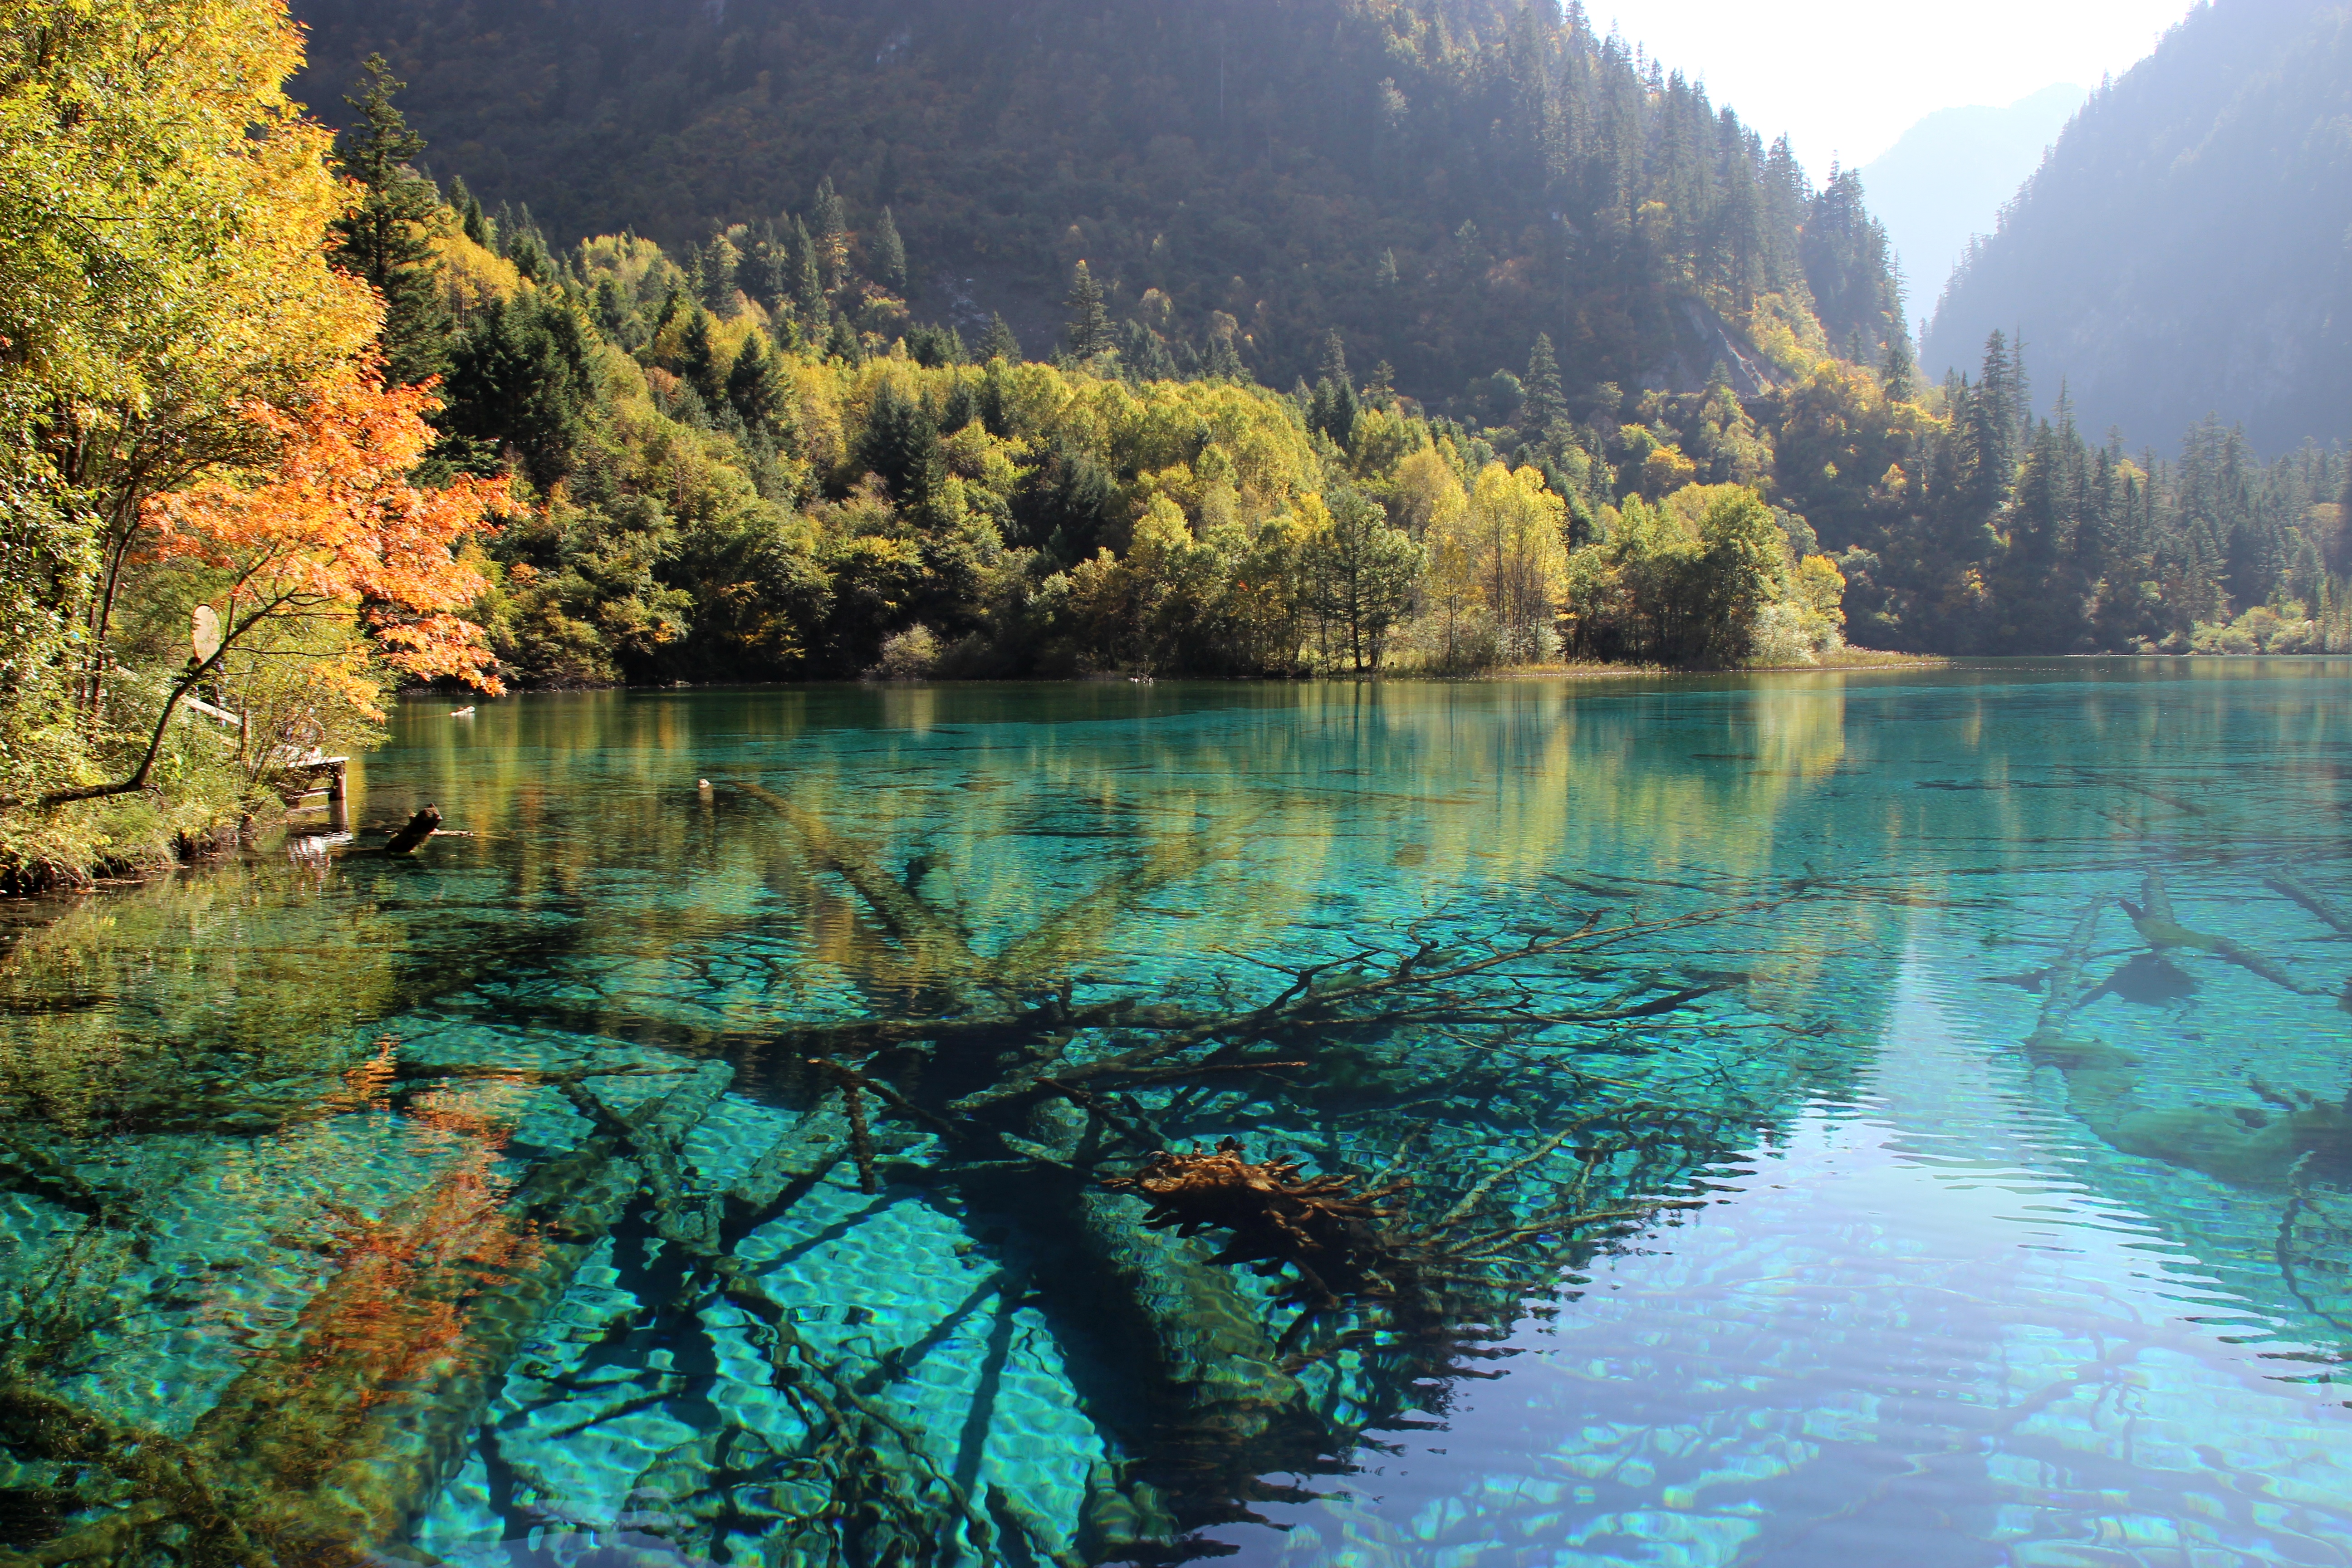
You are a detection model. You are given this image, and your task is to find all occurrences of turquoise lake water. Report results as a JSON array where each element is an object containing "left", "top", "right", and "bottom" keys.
[{"left": 3, "top": 662, "right": 2352, "bottom": 1565}]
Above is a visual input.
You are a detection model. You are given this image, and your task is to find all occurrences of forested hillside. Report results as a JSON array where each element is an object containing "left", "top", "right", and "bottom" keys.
[
  {"left": 287, "top": 0, "right": 1908, "bottom": 405},
  {"left": 1924, "top": 0, "right": 2352, "bottom": 453},
  {"left": 13, "top": 0, "right": 2352, "bottom": 891}
]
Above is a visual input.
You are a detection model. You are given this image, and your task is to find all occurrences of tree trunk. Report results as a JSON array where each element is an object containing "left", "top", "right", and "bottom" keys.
[{"left": 384, "top": 806, "right": 441, "bottom": 855}]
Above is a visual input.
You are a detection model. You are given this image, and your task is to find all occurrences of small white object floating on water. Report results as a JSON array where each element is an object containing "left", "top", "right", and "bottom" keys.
[{"left": 450, "top": 705, "right": 476, "bottom": 717}]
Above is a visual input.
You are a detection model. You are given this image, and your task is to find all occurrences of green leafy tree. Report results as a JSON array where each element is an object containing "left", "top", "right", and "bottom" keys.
[
  {"left": 1308, "top": 491, "right": 1424, "bottom": 671},
  {"left": 328, "top": 55, "right": 449, "bottom": 384},
  {"left": 1063, "top": 261, "right": 1112, "bottom": 358},
  {"left": 1687, "top": 487, "right": 1791, "bottom": 665}
]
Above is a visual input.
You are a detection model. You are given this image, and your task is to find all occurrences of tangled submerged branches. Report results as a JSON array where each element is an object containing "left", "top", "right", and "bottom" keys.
[{"left": 0, "top": 786, "right": 1882, "bottom": 1567}]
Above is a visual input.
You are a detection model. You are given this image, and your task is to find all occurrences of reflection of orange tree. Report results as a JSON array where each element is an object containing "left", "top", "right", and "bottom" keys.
[
  {"left": 0, "top": 1076, "right": 559, "bottom": 1565},
  {"left": 243, "top": 1085, "right": 543, "bottom": 1487}
]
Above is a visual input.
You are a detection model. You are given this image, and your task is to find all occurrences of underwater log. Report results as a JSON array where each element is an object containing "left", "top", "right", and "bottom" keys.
[
  {"left": 1024, "top": 1104, "right": 1316, "bottom": 1528},
  {"left": 2119, "top": 871, "right": 2307, "bottom": 994}
]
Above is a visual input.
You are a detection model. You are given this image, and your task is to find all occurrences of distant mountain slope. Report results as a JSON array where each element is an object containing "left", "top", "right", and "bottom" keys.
[
  {"left": 1858, "top": 84, "right": 2084, "bottom": 307},
  {"left": 287, "top": 0, "right": 1906, "bottom": 405},
  {"left": 1923, "top": 0, "right": 2352, "bottom": 451}
]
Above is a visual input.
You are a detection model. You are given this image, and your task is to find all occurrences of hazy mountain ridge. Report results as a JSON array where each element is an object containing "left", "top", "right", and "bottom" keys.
[
  {"left": 1923, "top": 0, "right": 2352, "bottom": 452},
  {"left": 1857, "top": 84, "right": 2084, "bottom": 310}
]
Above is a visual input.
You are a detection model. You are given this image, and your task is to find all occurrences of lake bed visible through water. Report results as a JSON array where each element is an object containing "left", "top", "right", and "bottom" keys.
[{"left": 4, "top": 662, "right": 2351, "bottom": 1566}]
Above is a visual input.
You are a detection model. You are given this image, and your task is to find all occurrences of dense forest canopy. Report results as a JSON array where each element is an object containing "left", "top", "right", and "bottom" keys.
[
  {"left": 1925, "top": 0, "right": 2352, "bottom": 454},
  {"left": 288, "top": 0, "right": 1908, "bottom": 405}
]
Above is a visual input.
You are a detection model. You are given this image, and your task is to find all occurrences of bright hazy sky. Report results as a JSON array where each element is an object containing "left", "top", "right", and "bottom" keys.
[{"left": 1609, "top": 0, "right": 2197, "bottom": 172}]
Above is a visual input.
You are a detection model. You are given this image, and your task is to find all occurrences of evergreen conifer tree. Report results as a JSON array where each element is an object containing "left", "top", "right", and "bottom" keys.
[
  {"left": 1317, "top": 328, "right": 1350, "bottom": 389},
  {"left": 814, "top": 178, "right": 849, "bottom": 288},
  {"left": 1064, "top": 261, "right": 1112, "bottom": 358},
  {"left": 680, "top": 312, "right": 724, "bottom": 407},
  {"left": 858, "top": 380, "right": 943, "bottom": 505},
  {"left": 1309, "top": 329, "right": 1360, "bottom": 447},
  {"left": 825, "top": 312, "right": 863, "bottom": 366},
  {"left": 1520, "top": 332, "right": 1566, "bottom": 436},
  {"left": 438, "top": 295, "right": 595, "bottom": 490},
  {"left": 792, "top": 218, "right": 827, "bottom": 323},
  {"left": 329, "top": 55, "right": 449, "bottom": 384},
  {"left": 874, "top": 207, "right": 907, "bottom": 291},
  {"left": 726, "top": 333, "right": 787, "bottom": 433},
  {"left": 754, "top": 220, "right": 789, "bottom": 310},
  {"left": 980, "top": 313, "right": 1021, "bottom": 363},
  {"left": 701, "top": 235, "right": 737, "bottom": 312},
  {"left": 1970, "top": 331, "right": 2020, "bottom": 509},
  {"left": 470, "top": 198, "right": 492, "bottom": 250},
  {"left": 1880, "top": 334, "right": 1918, "bottom": 401},
  {"left": 452, "top": 178, "right": 490, "bottom": 249},
  {"left": 1204, "top": 331, "right": 1245, "bottom": 381},
  {"left": 507, "top": 206, "right": 549, "bottom": 284},
  {"left": 2328, "top": 466, "right": 2352, "bottom": 579}
]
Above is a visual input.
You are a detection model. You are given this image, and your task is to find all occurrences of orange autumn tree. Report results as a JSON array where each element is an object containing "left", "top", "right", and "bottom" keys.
[{"left": 41, "top": 364, "right": 510, "bottom": 804}]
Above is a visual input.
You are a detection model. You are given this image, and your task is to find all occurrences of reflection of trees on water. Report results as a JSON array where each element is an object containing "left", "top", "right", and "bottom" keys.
[
  {"left": 0, "top": 769, "right": 1898, "bottom": 1564},
  {"left": 5, "top": 672, "right": 2351, "bottom": 1563}
]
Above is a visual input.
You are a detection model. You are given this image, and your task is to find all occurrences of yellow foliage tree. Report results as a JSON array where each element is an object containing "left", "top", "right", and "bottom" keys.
[
  {"left": 1464, "top": 462, "right": 1568, "bottom": 659},
  {"left": 2, "top": 0, "right": 385, "bottom": 808}
]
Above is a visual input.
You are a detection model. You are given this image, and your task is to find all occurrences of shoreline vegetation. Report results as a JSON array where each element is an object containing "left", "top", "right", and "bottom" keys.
[{"left": 6, "top": 1, "right": 2348, "bottom": 895}]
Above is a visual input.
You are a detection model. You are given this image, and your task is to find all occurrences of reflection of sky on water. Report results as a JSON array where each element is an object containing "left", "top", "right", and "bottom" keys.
[{"left": 1220, "top": 934, "right": 2352, "bottom": 1565}]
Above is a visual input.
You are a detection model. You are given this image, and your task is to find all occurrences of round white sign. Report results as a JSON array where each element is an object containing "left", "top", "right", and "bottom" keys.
[{"left": 191, "top": 603, "right": 222, "bottom": 662}]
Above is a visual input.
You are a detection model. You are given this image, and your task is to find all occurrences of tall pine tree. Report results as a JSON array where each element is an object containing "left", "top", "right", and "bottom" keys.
[
  {"left": 329, "top": 56, "right": 448, "bottom": 384},
  {"left": 873, "top": 207, "right": 907, "bottom": 291},
  {"left": 980, "top": 313, "right": 1022, "bottom": 363},
  {"left": 1064, "top": 262, "right": 1111, "bottom": 358},
  {"left": 1521, "top": 333, "right": 1566, "bottom": 436},
  {"left": 680, "top": 312, "right": 724, "bottom": 408},
  {"left": 1308, "top": 328, "right": 1358, "bottom": 446},
  {"left": 814, "top": 178, "right": 849, "bottom": 289},
  {"left": 792, "top": 217, "right": 826, "bottom": 324},
  {"left": 726, "top": 333, "right": 788, "bottom": 434},
  {"left": 1969, "top": 331, "right": 2020, "bottom": 511}
]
